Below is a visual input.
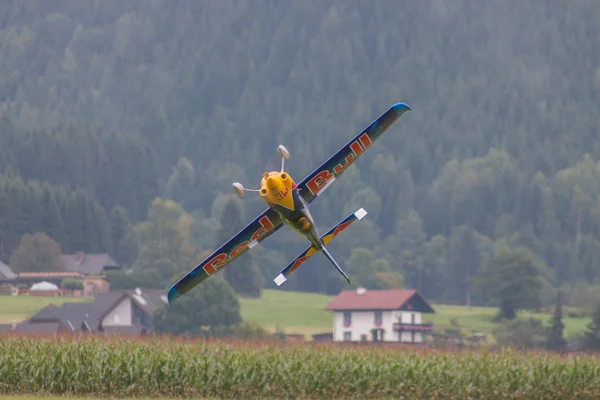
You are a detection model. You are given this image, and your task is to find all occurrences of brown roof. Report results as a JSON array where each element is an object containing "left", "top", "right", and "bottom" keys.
[
  {"left": 62, "top": 253, "right": 120, "bottom": 275},
  {"left": 324, "top": 289, "right": 420, "bottom": 311},
  {"left": 18, "top": 272, "right": 84, "bottom": 278}
]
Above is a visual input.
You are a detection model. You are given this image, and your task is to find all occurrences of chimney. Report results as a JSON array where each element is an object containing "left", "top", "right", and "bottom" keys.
[
  {"left": 11, "top": 319, "right": 17, "bottom": 331},
  {"left": 75, "top": 252, "right": 84, "bottom": 264}
]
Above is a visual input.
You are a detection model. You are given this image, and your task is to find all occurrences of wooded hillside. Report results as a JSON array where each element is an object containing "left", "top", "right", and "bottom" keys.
[{"left": 1, "top": 1, "right": 599, "bottom": 307}]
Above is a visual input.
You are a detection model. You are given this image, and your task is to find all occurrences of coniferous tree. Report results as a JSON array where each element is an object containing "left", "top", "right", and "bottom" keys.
[
  {"left": 546, "top": 289, "right": 566, "bottom": 351},
  {"left": 39, "top": 183, "right": 63, "bottom": 245},
  {"left": 583, "top": 304, "right": 600, "bottom": 352},
  {"left": 109, "top": 205, "right": 133, "bottom": 264}
]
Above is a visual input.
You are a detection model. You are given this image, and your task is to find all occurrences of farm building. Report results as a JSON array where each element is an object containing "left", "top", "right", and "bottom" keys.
[
  {"left": 324, "top": 288, "right": 435, "bottom": 344},
  {"left": 0, "top": 288, "right": 166, "bottom": 335},
  {"left": 0, "top": 252, "right": 118, "bottom": 296}
]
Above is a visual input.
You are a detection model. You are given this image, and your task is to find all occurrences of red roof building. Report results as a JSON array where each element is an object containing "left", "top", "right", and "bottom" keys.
[{"left": 324, "top": 288, "right": 435, "bottom": 344}]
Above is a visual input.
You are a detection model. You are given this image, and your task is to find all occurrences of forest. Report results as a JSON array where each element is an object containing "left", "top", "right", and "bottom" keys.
[{"left": 1, "top": 0, "right": 600, "bottom": 312}]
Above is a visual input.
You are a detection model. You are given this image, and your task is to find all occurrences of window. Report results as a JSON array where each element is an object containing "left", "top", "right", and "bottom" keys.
[
  {"left": 112, "top": 314, "right": 120, "bottom": 324},
  {"left": 343, "top": 312, "right": 351, "bottom": 327},
  {"left": 374, "top": 311, "right": 382, "bottom": 326},
  {"left": 343, "top": 331, "right": 351, "bottom": 341}
]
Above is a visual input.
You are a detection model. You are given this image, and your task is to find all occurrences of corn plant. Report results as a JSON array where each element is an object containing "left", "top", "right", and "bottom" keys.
[{"left": 0, "top": 334, "right": 599, "bottom": 399}]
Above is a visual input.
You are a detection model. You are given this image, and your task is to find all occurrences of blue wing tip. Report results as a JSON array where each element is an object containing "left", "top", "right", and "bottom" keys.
[
  {"left": 392, "top": 102, "right": 411, "bottom": 113},
  {"left": 166, "top": 286, "right": 179, "bottom": 306}
]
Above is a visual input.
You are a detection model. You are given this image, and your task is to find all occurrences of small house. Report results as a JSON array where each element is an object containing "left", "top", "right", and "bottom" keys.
[
  {"left": 324, "top": 288, "right": 435, "bottom": 344},
  {"left": 0, "top": 288, "right": 166, "bottom": 335}
]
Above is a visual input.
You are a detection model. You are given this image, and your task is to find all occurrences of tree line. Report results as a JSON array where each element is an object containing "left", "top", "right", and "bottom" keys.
[{"left": 0, "top": 173, "right": 112, "bottom": 260}]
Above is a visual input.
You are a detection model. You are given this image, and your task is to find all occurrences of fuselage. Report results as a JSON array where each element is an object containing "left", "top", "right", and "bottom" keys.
[{"left": 259, "top": 171, "right": 323, "bottom": 249}]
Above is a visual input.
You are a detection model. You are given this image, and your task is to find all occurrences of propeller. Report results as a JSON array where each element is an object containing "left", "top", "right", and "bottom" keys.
[
  {"left": 232, "top": 182, "right": 260, "bottom": 197},
  {"left": 232, "top": 145, "right": 291, "bottom": 196},
  {"left": 278, "top": 145, "right": 289, "bottom": 172}
]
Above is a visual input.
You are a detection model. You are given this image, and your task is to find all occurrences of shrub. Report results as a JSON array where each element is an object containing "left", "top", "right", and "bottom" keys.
[{"left": 60, "top": 278, "right": 83, "bottom": 290}]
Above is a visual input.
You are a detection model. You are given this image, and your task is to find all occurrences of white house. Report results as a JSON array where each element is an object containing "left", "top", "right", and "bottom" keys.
[
  {"left": 324, "top": 288, "right": 435, "bottom": 343},
  {"left": 97, "top": 288, "right": 164, "bottom": 329}
]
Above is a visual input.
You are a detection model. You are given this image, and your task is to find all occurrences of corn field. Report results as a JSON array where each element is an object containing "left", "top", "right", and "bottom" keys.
[{"left": 0, "top": 335, "right": 599, "bottom": 399}]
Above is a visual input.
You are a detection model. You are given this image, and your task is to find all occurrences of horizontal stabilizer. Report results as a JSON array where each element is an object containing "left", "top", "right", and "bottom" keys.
[{"left": 273, "top": 208, "right": 367, "bottom": 286}]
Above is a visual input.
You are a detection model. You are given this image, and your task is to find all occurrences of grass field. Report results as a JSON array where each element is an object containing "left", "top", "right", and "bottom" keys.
[
  {"left": 0, "top": 397, "right": 212, "bottom": 400},
  {"left": 1, "top": 335, "right": 599, "bottom": 399},
  {"left": 427, "top": 304, "right": 590, "bottom": 338},
  {"left": 0, "top": 289, "right": 591, "bottom": 340},
  {"left": 0, "top": 296, "right": 92, "bottom": 323},
  {"left": 239, "top": 289, "right": 591, "bottom": 339},
  {"left": 239, "top": 289, "right": 334, "bottom": 336}
]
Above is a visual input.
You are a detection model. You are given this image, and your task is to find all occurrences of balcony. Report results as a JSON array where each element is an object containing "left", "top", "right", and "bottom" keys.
[{"left": 393, "top": 322, "right": 434, "bottom": 332}]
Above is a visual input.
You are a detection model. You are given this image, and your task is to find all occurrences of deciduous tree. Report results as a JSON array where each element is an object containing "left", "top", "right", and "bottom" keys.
[
  {"left": 131, "top": 198, "right": 196, "bottom": 288},
  {"left": 151, "top": 276, "right": 242, "bottom": 337},
  {"left": 9, "top": 232, "right": 67, "bottom": 273},
  {"left": 473, "top": 246, "right": 543, "bottom": 320}
]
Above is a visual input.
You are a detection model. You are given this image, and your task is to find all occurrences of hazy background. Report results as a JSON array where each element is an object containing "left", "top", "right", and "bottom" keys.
[{"left": 1, "top": 0, "right": 599, "bottom": 310}]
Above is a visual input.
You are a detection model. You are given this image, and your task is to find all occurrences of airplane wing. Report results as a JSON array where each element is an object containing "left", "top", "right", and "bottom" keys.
[
  {"left": 296, "top": 102, "right": 411, "bottom": 204},
  {"left": 167, "top": 207, "right": 283, "bottom": 304}
]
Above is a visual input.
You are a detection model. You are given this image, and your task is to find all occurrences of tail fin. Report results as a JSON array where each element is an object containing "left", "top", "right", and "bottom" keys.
[
  {"left": 320, "top": 246, "right": 351, "bottom": 285},
  {"left": 273, "top": 208, "right": 367, "bottom": 286}
]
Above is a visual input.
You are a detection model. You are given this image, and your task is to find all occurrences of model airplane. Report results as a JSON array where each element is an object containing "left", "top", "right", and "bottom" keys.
[{"left": 167, "top": 102, "right": 411, "bottom": 304}]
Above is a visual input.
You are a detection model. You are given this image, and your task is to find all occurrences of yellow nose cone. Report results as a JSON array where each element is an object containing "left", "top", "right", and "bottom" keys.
[
  {"left": 266, "top": 176, "right": 278, "bottom": 189},
  {"left": 260, "top": 171, "right": 295, "bottom": 210}
]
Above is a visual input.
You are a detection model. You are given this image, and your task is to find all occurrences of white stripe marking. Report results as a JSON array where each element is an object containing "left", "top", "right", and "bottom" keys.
[
  {"left": 317, "top": 177, "right": 336, "bottom": 196},
  {"left": 274, "top": 273, "right": 287, "bottom": 286},
  {"left": 355, "top": 208, "right": 368, "bottom": 220}
]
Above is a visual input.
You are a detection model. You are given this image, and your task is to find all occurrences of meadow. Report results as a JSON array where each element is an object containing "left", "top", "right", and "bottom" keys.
[
  {"left": 239, "top": 290, "right": 590, "bottom": 340},
  {"left": 0, "top": 289, "right": 591, "bottom": 341},
  {"left": 0, "top": 335, "right": 599, "bottom": 399},
  {"left": 0, "top": 296, "right": 91, "bottom": 324}
]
